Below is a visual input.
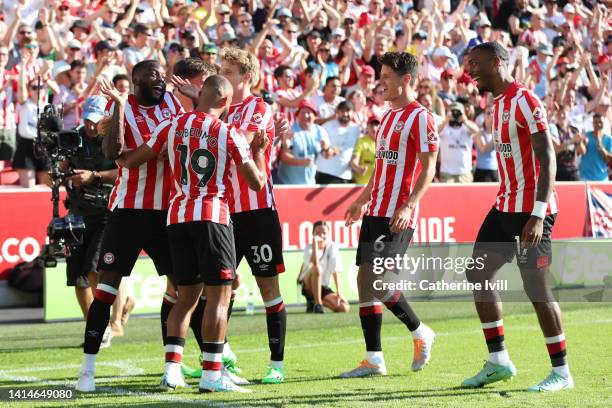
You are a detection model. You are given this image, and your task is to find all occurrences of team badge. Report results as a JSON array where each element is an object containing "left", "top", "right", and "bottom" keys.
[
  {"left": 427, "top": 131, "right": 438, "bottom": 143},
  {"left": 208, "top": 137, "right": 218, "bottom": 147},
  {"left": 533, "top": 107, "right": 544, "bottom": 122},
  {"left": 103, "top": 252, "right": 115, "bottom": 264},
  {"left": 394, "top": 121, "right": 404, "bottom": 132},
  {"left": 502, "top": 110, "right": 510, "bottom": 123},
  {"left": 162, "top": 108, "right": 171, "bottom": 119},
  {"left": 233, "top": 113, "right": 242, "bottom": 123},
  {"left": 252, "top": 112, "right": 263, "bottom": 123}
]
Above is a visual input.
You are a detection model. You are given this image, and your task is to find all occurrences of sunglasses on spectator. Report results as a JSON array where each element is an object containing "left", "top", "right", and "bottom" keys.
[
  {"left": 319, "top": 48, "right": 330, "bottom": 53},
  {"left": 59, "top": 6, "right": 69, "bottom": 11},
  {"left": 286, "top": 30, "right": 297, "bottom": 34},
  {"left": 19, "top": 30, "right": 32, "bottom": 35}
]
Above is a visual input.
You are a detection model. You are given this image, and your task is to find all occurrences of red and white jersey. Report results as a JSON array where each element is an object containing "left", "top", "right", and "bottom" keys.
[
  {"left": 107, "top": 92, "right": 184, "bottom": 211},
  {"left": 0, "top": 70, "right": 17, "bottom": 129},
  {"left": 367, "top": 101, "right": 439, "bottom": 225},
  {"left": 275, "top": 86, "right": 301, "bottom": 125},
  {"left": 11, "top": 62, "right": 50, "bottom": 84},
  {"left": 148, "top": 112, "right": 251, "bottom": 225},
  {"left": 518, "top": 29, "right": 547, "bottom": 49},
  {"left": 225, "top": 94, "right": 276, "bottom": 213},
  {"left": 491, "top": 81, "right": 558, "bottom": 214}
]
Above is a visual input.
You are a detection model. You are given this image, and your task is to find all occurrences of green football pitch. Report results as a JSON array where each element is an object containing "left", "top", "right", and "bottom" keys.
[{"left": 1, "top": 301, "right": 611, "bottom": 407}]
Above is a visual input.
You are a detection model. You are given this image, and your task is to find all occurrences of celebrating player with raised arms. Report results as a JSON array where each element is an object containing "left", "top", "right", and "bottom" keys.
[
  {"left": 117, "top": 74, "right": 269, "bottom": 393},
  {"left": 342, "top": 52, "right": 438, "bottom": 378},
  {"left": 76, "top": 60, "right": 197, "bottom": 392},
  {"left": 463, "top": 42, "right": 572, "bottom": 392}
]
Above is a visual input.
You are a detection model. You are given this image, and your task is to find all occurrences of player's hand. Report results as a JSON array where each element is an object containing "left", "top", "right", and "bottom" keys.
[
  {"left": 97, "top": 116, "right": 111, "bottom": 136},
  {"left": 67, "top": 169, "right": 93, "bottom": 187},
  {"left": 99, "top": 78, "right": 124, "bottom": 105},
  {"left": 521, "top": 216, "right": 544, "bottom": 248},
  {"left": 274, "top": 113, "right": 289, "bottom": 140},
  {"left": 159, "top": 142, "right": 169, "bottom": 161},
  {"left": 344, "top": 200, "right": 367, "bottom": 226},
  {"left": 389, "top": 204, "right": 414, "bottom": 233},
  {"left": 170, "top": 75, "right": 199, "bottom": 101},
  {"left": 251, "top": 129, "right": 270, "bottom": 155}
]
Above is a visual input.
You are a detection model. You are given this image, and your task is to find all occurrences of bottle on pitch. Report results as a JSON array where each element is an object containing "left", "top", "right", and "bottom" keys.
[{"left": 246, "top": 291, "right": 255, "bottom": 315}]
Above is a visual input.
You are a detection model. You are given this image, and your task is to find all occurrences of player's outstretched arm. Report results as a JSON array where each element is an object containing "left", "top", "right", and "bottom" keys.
[
  {"left": 117, "top": 145, "right": 160, "bottom": 169},
  {"left": 99, "top": 79, "right": 126, "bottom": 160}
]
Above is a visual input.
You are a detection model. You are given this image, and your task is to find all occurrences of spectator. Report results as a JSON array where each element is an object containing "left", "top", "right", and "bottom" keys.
[
  {"left": 473, "top": 107, "right": 499, "bottom": 182},
  {"left": 277, "top": 100, "right": 331, "bottom": 185},
  {"left": 347, "top": 89, "right": 370, "bottom": 129},
  {"left": 58, "top": 60, "right": 92, "bottom": 129},
  {"left": 553, "top": 112, "right": 586, "bottom": 181},
  {"left": 315, "top": 101, "right": 361, "bottom": 184},
  {"left": 124, "top": 23, "right": 165, "bottom": 73},
  {"left": 438, "top": 102, "right": 479, "bottom": 183},
  {"left": 274, "top": 65, "right": 318, "bottom": 126},
  {"left": 345, "top": 65, "right": 375, "bottom": 99},
  {"left": 199, "top": 43, "right": 219, "bottom": 67},
  {"left": 351, "top": 115, "right": 379, "bottom": 185},
  {"left": 579, "top": 113, "right": 612, "bottom": 181},
  {"left": 311, "top": 76, "right": 345, "bottom": 125},
  {"left": 0, "top": 45, "right": 17, "bottom": 170},
  {"left": 369, "top": 82, "right": 388, "bottom": 118},
  {"left": 298, "top": 220, "right": 349, "bottom": 314}
]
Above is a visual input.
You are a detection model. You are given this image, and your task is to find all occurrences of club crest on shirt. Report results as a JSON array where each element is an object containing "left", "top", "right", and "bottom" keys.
[
  {"left": 208, "top": 137, "right": 218, "bottom": 147},
  {"left": 252, "top": 112, "right": 263, "bottom": 123},
  {"left": 394, "top": 121, "right": 405, "bottom": 133},
  {"left": 232, "top": 112, "right": 242, "bottom": 124},
  {"left": 502, "top": 110, "right": 510, "bottom": 123},
  {"left": 162, "top": 108, "right": 172, "bottom": 119},
  {"left": 532, "top": 107, "right": 544, "bottom": 122}
]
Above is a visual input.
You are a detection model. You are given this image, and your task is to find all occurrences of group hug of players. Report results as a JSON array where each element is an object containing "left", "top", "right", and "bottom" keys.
[{"left": 75, "top": 41, "right": 574, "bottom": 394}]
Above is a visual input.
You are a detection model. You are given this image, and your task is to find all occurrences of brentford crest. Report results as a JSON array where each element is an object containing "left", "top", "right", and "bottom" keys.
[
  {"left": 162, "top": 108, "right": 171, "bottom": 119},
  {"left": 533, "top": 107, "right": 544, "bottom": 121},
  {"left": 252, "top": 112, "right": 263, "bottom": 123},
  {"left": 502, "top": 110, "right": 510, "bottom": 123},
  {"left": 394, "top": 121, "right": 405, "bottom": 132}
]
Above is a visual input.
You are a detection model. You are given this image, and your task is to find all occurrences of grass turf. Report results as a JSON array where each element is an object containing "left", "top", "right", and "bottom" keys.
[{"left": 0, "top": 301, "right": 611, "bottom": 407}]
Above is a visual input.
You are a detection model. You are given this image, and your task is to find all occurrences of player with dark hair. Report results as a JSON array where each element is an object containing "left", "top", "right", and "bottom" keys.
[
  {"left": 219, "top": 47, "right": 288, "bottom": 384},
  {"left": 341, "top": 52, "right": 438, "bottom": 378},
  {"left": 116, "top": 74, "right": 269, "bottom": 393},
  {"left": 75, "top": 59, "right": 196, "bottom": 392},
  {"left": 462, "top": 42, "right": 572, "bottom": 392},
  {"left": 172, "top": 58, "right": 219, "bottom": 112}
]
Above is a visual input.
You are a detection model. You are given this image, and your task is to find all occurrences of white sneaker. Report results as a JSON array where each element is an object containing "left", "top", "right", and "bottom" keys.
[
  {"left": 199, "top": 375, "right": 252, "bottom": 393},
  {"left": 222, "top": 366, "right": 250, "bottom": 385},
  {"left": 75, "top": 370, "right": 95, "bottom": 392},
  {"left": 100, "top": 326, "right": 113, "bottom": 349},
  {"left": 339, "top": 360, "right": 387, "bottom": 378},
  {"left": 159, "top": 364, "right": 188, "bottom": 391},
  {"left": 412, "top": 327, "right": 435, "bottom": 371}
]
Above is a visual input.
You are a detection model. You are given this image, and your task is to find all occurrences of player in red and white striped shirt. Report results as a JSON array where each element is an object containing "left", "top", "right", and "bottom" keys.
[
  {"left": 219, "top": 48, "right": 288, "bottom": 384},
  {"left": 77, "top": 60, "right": 188, "bottom": 393},
  {"left": 115, "top": 75, "right": 268, "bottom": 393},
  {"left": 342, "top": 52, "right": 438, "bottom": 379},
  {"left": 464, "top": 42, "right": 572, "bottom": 392}
]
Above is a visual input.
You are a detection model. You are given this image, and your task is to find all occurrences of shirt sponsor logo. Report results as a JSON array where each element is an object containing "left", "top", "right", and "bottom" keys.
[
  {"left": 496, "top": 142, "right": 513, "bottom": 158},
  {"left": 376, "top": 148, "right": 399, "bottom": 164},
  {"left": 427, "top": 131, "right": 438, "bottom": 144}
]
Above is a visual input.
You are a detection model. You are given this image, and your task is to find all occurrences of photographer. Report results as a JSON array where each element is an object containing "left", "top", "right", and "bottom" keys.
[
  {"left": 61, "top": 96, "right": 132, "bottom": 341},
  {"left": 438, "top": 102, "right": 479, "bottom": 183}
]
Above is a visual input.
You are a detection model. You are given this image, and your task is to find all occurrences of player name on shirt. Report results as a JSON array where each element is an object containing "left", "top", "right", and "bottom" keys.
[
  {"left": 148, "top": 111, "right": 251, "bottom": 225},
  {"left": 367, "top": 101, "right": 439, "bottom": 226},
  {"left": 491, "top": 81, "right": 558, "bottom": 214},
  {"left": 106, "top": 92, "right": 184, "bottom": 211},
  {"left": 225, "top": 94, "right": 276, "bottom": 213}
]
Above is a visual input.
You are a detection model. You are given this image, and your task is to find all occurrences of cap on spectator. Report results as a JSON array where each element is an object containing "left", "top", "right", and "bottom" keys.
[
  {"left": 82, "top": 96, "right": 107, "bottom": 124},
  {"left": 432, "top": 46, "right": 453, "bottom": 59},
  {"left": 70, "top": 19, "right": 89, "bottom": 32},
  {"left": 413, "top": 30, "right": 428, "bottom": 40},
  {"left": 201, "top": 43, "right": 218, "bottom": 54},
  {"left": 60, "top": 0, "right": 71, "bottom": 8},
  {"left": 598, "top": 54, "right": 610, "bottom": 66},
  {"left": 216, "top": 4, "right": 231, "bottom": 14},
  {"left": 367, "top": 114, "right": 381, "bottom": 125},
  {"left": 552, "top": 36, "right": 567, "bottom": 48},
  {"left": 441, "top": 70, "right": 454, "bottom": 80},
  {"left": 477, "top": 17, "right": 492, "bottom": 28},
  {"left": 450, "top": 102, "right": 465, "bottom": 113},
  {"left": 67, "top": 39, "right": 82, "bottom": 49},
  {"left": 536, "top": 43, "right": 554, "bottom": 56},
  {"left": 361, "top": 65, "right": 375, "bottom": 77},
  {"left": 276, "top": 8, "right": 292, "bottom": 18},
  {"left": 219, "top": 32, "right": 237, "bottom": 43},
  {"left": 568, "top": 117, "right": 583, "bottom": 132},
  {"left": 297, "top": 100, "right": 318, "bottom": 116},
  {"left": 307, "top": 30, "right": 322, "bottom": 39},
  {"left": 556, "top": 56, "right": 570, "bottom": 66},
  {"left": 331, "top": 28, "right": 345, "bottom": 39},
  {"left": 163, "top": 19, "right": 176, "bottom": 28},
  {"left": 562, "top": 4, "right": 575, "bottom": 14}
]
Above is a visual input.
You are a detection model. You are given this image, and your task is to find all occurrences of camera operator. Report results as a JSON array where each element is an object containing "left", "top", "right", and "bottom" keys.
[
  {"left": 60, "top": 96, "right": 132, "bottom": 342},
  {"left": 438, "top": 102, "right": 480, "bottom": 183}
]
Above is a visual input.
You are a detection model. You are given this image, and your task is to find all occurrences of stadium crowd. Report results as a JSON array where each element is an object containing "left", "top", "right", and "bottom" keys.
[{"left": 0, "top": 0, "right": 611, "bottom": 188}]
